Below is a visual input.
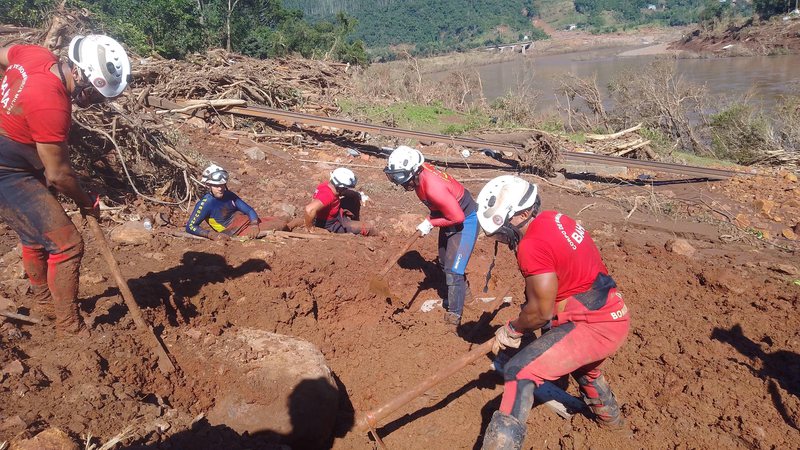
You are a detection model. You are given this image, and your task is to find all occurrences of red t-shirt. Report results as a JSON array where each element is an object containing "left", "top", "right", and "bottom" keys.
[
  {"left": 517, "top": 210, "right": 608, "bottom": 301},
  {"left": 313, "top": 182, "right": 340, "bottom": 221},
  {"left": 414, "top": 163, "right": 466, "bottom": 227},
  {"left": 0, "top": 45, "right": 71, "bottom": 145}
]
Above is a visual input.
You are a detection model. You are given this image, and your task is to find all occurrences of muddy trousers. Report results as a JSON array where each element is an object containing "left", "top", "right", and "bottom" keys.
[
  {"left": 438, "top": 211, "right": 478, "bottom": 318},
  {"left": 318, "top": 211, "right": 372, "bottom": 236},
  {"left": 0, "top": 169, "right": 84, "bottom": 332},
  {"left": 224, "top": 212, "right": 289, "bottom": 236}
]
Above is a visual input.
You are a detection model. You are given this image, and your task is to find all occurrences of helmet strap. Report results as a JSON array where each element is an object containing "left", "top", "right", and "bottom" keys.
[
  {"left": 483, "top": 240, "right": 499, "bottom": 293},
  {"left": 56, "top": 60, "right": 68, "bottom": 88}
]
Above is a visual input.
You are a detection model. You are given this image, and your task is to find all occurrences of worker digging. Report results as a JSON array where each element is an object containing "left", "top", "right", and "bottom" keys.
[
  {"left": 384, "top": 146, "right": 480, "bottom": 330},
  {"left": 303, "top": 167, "right": 375, "bottom": 236},
  {"left": 475, "top": 175, "right": 630, "bottom": 449},
  {"left": 0, "top": 34, "right": 130, "bottom": 334}
]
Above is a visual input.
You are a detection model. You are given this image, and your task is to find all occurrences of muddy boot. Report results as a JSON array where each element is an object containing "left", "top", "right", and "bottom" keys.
[
  {"left": 29, "top": 284, "right": 56, "bottom": 320},
  {"left": 481, "top": 411, "right": 526, "bottom": 450},
  {"left": 576, "top": 373, "right": 626, "bottom": 430},
  {"left": 443, "top": 311, "right": 461, "bottom": 333}
]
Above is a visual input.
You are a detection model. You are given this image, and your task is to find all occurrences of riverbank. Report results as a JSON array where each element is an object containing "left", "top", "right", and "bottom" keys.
[
  {"left": 383, "top": 26, "right": 689, "bottom": 75},
  {"left": 670, "top": 15, "right": 800, "bottom": 56}
]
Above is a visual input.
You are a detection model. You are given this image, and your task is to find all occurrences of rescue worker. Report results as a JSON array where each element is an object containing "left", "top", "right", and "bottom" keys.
[
  {"left": 475, "top": 175, "right": 630, "bottom": 449},
  {"left": 303, "top": 167, "right": 374, "bottom": 235},
  {"left": 186, "top": 164, "right": 288, "bottom": 240},
  {"left": 383, "top": 146, "right": 478, "bottom": 328},
  {"left": 0, "top": 35, "right": 131, "bottom": 333}
]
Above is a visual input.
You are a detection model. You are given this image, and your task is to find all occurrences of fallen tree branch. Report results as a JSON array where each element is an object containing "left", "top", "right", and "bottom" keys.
[{"left": 586, "top": 123, "right": 643, "bottom": 141}]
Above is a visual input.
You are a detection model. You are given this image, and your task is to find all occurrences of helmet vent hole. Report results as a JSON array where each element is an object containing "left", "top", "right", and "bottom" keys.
[
  {"left": 106, "top": 62, "right": 118, "bottom": 75},
  {"left": 487, "top": 196, "right": 496, "bottom": 207}
]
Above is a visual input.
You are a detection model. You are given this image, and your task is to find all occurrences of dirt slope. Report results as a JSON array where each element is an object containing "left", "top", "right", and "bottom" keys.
[{"left": 1, "top": 125, "right": 798, "bottom": 449}]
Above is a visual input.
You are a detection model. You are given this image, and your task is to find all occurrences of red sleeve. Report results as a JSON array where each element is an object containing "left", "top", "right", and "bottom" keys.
[
  {"left": 313, "top": 185, "right": 336, "bottom": 207},
  {"left": 517, "top": 237, "right": 556, "bottom": 277},
  {"left": 425, "top": 181, "right": 465, "bottom": 228}
]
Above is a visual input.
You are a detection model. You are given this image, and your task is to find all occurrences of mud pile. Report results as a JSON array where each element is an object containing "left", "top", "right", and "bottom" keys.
[{"left": 1, "top": 122, "right": 799, "bottom": 449}]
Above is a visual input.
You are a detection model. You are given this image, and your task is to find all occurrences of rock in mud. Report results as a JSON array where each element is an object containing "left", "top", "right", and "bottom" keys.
[
  {"left": 244, "top": 146, "right": 266, "bottom": 161},
  {"left": 2, "top": 359, "right": 25, "bottom": 376},
  {"left": 196, "top": 328, "right": 338, "bottom": 449},
  {"left": 109, "top": 221, "right": 153, "bottom": 245},
  {"left": 10, "top": 427, "right": 79, "bottom": 450},
  {"left": 665, "top": 238, "right": 696, "bottom": 258}
]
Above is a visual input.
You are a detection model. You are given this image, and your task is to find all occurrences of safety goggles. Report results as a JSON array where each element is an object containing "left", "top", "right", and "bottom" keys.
[{"left": 206, "top": 169, "right": 228, "bottom": 183}]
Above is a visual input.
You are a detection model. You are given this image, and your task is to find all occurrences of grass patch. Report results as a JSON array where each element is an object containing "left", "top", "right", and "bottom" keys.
[
  {"left": 673, "top": 151, "right": 742, "bottom": 168},
  {"left": 338, "top": 99, "right": 490, "bottom": 135}
]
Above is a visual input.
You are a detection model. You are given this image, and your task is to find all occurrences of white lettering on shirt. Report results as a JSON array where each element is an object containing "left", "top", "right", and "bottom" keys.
[
  {"left": 554, "top": 213, "right": 577, "bottom": 250},
  {"left": 1, "top": 64, "right": 28, "bottom": 113}
]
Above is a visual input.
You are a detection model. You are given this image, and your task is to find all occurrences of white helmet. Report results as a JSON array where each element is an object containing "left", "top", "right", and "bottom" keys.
[
  {"left": 476, "top": 175, "right": 539, "bottom": 236},
  {"left": 384, "top": 146, "right": 424, "bottom": 186},
  {"left": 201, "top": 164, "right": 229, "bottom": 185},
  {"left": 68, "top": 34, "right": 131, "bottom": 98},
  {"left": 331, "top": 167, "right": 357, "bottom": 189}
]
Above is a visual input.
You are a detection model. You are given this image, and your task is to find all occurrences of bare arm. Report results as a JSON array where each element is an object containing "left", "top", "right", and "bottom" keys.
[
  {"left": 36, "top": 142, "right": 93, "bottom": 207},
  {"left": 511, "top": 272, "right": 558, "bottom": 332},
  {"left": 304, "top": 199, "right": 324, "bottom": 231},
  {"left": 0, "top": 47, "right": 10, "bottom": 70}
]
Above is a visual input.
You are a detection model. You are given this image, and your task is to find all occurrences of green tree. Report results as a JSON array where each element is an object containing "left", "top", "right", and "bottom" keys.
[{"left": 753, "top": 0, "right": 791, "bottom": 18}]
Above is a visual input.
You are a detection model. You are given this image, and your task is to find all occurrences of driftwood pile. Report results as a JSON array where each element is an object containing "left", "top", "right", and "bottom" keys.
[
  {"left": 581, "top": 123, "right": 657, "bottom": 160},
  {"left": 1, "top": 11, "right": 352, "bottom": 207}
]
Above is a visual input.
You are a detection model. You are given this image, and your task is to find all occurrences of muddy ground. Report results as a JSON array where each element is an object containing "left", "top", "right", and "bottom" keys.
[{"left": 0, "top": 125, "right": 798, "bottom": 449}]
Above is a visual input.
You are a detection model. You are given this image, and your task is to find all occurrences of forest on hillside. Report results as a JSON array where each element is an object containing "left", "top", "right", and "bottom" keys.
[{"left": 2, "top": 0, "right": 369, "bottom": 64}]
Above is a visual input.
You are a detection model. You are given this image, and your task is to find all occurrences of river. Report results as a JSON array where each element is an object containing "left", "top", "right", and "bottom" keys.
[{"left": 474, "top": 46, "right": 800, "bottom": 112}]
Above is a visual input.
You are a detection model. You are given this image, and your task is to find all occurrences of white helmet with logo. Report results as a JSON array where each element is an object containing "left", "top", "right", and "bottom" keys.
[
  {"left": 476, "top": 175, "right": 539, "bottom": 236},
  {"left": 201, "top": 164, "right": 229, "bottom": 186},
  {"left": 68, "top": 34, "right": 131, "bottom": 98},
  {"left": 384, "top": 146, "right": 425, "bottom": 186},
  {"left": 330, "top": 167, "right": 357, "bottom": 189}
]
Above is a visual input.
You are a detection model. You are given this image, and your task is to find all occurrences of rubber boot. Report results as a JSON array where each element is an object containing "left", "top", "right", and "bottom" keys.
[
  {"left": 443, "top": 311, "right": 461, "bottom": 328},
  {"left": 29, "top": 284, "right": 55, "bottom": 320},
  {"left": 481, "top": 411, "right": 526, "bottom": 450},
  {"left": 576, "top": 373, "right": 626, "bottom": 429}
]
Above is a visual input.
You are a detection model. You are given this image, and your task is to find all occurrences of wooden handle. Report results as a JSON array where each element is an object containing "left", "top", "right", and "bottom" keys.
[
  {"left": 86, "top": 216, "right": 176, "bottom": 374},
  {"left": 378, "top": 232, "right": 420, "bottom": 277},
  {"left": 354, "top": 338, "right": 495, "bottom": 432}
]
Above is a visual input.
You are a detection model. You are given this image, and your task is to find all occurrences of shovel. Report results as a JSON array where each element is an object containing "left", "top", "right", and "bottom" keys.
[
  {"left": 86, "top": 216, "right": 177, "bottom": 374},
  {"left": 367, "top": 232, "right": 421, "bottom": 299}
]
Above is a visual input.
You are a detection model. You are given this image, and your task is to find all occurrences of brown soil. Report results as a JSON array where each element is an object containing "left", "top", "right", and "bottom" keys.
[
  {"left": 1, "top": 125, "right": 799, "bottom": 449},
  {"left": 670, "top": 17, "right": 800, "bottom": 56}
]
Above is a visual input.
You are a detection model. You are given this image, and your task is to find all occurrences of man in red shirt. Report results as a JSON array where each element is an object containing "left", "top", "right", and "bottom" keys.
[
  {"left": 0, "top": 35, "right": 131, "bottom": 333},
  {"left": 384, "top": 146, "right": 479, "bottom": 328},
  {"left": 303, "top": 167, "right": 374, "bottom": 235},
  {"left": 475, "top": 176, "right": 630, "bottom": 449}
]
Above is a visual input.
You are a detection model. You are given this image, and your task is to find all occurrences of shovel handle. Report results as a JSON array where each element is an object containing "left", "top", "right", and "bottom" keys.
[
  {"left": 355, "top": 338, "right": 495, "bottom": 432},
  {"left": 377, "top": 232, "right": 420, "bottom": 277},
  {"left": 86, "top": 216, "right": 176, "bottom": 373}
]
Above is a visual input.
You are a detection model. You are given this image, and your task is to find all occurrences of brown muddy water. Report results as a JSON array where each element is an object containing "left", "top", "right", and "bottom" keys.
[{"left": 472, "top": 46, "right": 800, "bottom": 111}]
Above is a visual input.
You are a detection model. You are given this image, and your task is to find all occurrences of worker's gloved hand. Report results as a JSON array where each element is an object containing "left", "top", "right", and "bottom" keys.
[
  {"left": 416, "top": 218, "right": 434, "bottom": 237},
  {"left": 79, "top": 192, "right": 101, "bottom": 220},
  {"left": 360, "top": 191, "right": 370, "bottom": 206},
  {"left": 209, "top": 231, "right": 230, "bottom": 242},
  {"left": 492, "top": 321, "right": 523, "bottom": 354},
  {"left": 244, "top": 223, "right": 260, "bottom": 240}
]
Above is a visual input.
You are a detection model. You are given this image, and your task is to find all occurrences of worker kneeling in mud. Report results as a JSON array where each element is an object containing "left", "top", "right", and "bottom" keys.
[
  {"left": 384, "top": 146, "right": 478, "bottom": 329},
  {"left": 186, "top": 164, "right": 288, "bottom": 241},
  {"left": 303, "top": 167, "right": 375, "bottom": 235},
  {"left": 476, "top": 176, "right": 630, "bottom": 449}
]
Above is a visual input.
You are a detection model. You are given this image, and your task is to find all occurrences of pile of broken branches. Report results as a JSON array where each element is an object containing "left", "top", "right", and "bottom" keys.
[{"left": 1, "top": 9, "right": 353, "bottom": 208}]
